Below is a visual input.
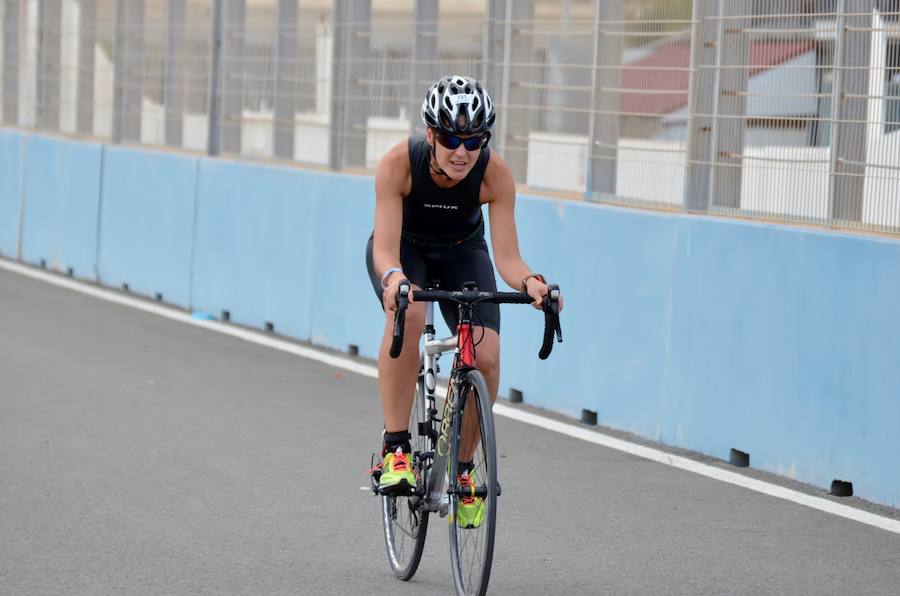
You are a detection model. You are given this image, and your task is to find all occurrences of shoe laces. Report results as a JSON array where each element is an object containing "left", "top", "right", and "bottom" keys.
[
  {"left": 367, "top": 447, "right": 410, "bottom": 475},
  {"left": 389, "top": 447, "right": 411, "bottom": 473}
]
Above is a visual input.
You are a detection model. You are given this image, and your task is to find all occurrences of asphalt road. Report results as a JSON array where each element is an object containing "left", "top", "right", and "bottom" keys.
[{"left": 2, "top": 267, "right": 899, "bottom": 595}]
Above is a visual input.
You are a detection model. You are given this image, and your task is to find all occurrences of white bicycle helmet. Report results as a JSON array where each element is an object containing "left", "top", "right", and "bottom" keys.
[{"left": 421, "top": 75, "right": 495, "bottom": 135}]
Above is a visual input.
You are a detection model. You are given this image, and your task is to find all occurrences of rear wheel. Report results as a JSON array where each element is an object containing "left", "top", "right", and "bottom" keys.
[
  {"left": 381, "top": 377, "right": 430, "bottom": 580},
  {"left": 448, "top": 369, "right": 497, "bottom": 596}
]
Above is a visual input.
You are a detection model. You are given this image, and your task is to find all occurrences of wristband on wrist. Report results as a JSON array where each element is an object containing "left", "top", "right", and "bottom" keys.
[
  {"left": 520, "top": 273, "right": 546, "bottom": 291},
  {"left": 380, "top": 267, "right": 403, "bottom": 290}
]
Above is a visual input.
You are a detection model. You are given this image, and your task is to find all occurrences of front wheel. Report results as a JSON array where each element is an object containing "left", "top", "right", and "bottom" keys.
[
  {"left": 381, "top": 377, "right": 430, "bottom": 580},
  {"left": 448, "top": 369, "right": 498, "bottom": 596}
]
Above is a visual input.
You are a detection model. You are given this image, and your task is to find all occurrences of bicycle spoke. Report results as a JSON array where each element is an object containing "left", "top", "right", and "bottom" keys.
[{"left": 394, "top": 508, "right": 421, "bottom": 540}]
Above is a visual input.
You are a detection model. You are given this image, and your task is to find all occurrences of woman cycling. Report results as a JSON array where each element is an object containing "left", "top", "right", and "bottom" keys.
[{"left": 366, "top": 75, "right": 562, "bottom": 524}]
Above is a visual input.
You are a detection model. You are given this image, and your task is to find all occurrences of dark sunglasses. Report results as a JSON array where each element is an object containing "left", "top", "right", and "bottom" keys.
[{"left": 435, "top": 131, "right": 490, "bottom": 151}]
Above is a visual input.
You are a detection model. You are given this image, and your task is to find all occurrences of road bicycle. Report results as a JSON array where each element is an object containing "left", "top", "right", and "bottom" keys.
[{"left": 370, "top": 280, "right": 562, "bottom": 596}]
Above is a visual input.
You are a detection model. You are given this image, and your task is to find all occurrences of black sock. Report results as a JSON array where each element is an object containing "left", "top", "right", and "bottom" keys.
[{"left": 382, "top": 430, "right": 411, "bottom": 455}]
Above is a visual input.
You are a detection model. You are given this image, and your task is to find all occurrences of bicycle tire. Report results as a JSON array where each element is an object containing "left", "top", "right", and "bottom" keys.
[
  {"left": 448, "top": 369, "right": 498, "bottom": 596},
  {"left": 381, "top": 376, "right": 430, "bottom": 580}
]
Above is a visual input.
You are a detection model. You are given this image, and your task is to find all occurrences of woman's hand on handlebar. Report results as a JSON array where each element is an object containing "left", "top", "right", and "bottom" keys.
[
  {"left": 382, "top": 276, "right": 415, "bottom": 312},
  {"left": 524, "top": 276, "right": 564, "bottom": 311}
]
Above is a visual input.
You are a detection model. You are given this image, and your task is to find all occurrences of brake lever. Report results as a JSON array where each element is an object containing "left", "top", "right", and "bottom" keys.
[
  {"left": 538, "top": 284, "right": 562, "bottom": 360},
  {"left": 389, "top": 281, "right": 410, "bottom": 358},
  {"left": 545, "top": 285, "right": 562, "bottom": 342},
  {"left": 547, "top": 285, "right": 562, "bottom": 343}
]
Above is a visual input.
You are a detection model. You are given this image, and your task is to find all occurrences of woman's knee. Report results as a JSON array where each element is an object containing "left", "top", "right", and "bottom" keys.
[{"left": 475, "top": 346, "right": 500, "bottom": 377}]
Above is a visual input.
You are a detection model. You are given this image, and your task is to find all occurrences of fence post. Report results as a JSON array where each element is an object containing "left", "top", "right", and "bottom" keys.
[
  {"left": 273, "top": 0, "right": 298, "bottom": 159},
  {"left": 481, "top": 0, "right": 494, "bottom": 84},
  {"left": 409, "top": 0, "right": 438, "bottom": 137},
  {"left": 586, "top": 0, "right": 622, "bottom": 197},
  {"left": 113, "top": 0, "right": 144, "bottom": 143},
  {"left": 497, "top": 0, "right": 533, "bottom": 183},
  {"left": 207, "top": 0, "right": 223, "bottom": 155},
  {"left": 1, "top": 0, "right": 20, "bottom": 124},
  {"left": 828, "top": 0, "right": 874, "bottom": 222},
  {"left": 164, "top": 0, "right": 186, "bottom": 148},
  {"left": 77, "top": 0, "right": 95, "bottom": 135},
  {"left": 684, "top": 0, "right": 717, "bottom": 211},
  {"left": 684, "top": 0, "right": 747, "bottom": 212},
  {"left": 709, "top": 0, "right": 749, "bottom": 210},
  {"left": 219, "top": 0, "right": 245, "bottom": 154},
  {"left": 37, "top": 0, "right": 61, "bottom": 131},
  {"left": 329, "top": 0, "right": 371, "bottom": 170},
  {"left": 486, "top": 0, "right": 505, "bottom": 91}
]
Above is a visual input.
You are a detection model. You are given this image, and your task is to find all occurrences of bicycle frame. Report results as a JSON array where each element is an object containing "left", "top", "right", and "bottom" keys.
[{"left": 417, "top": 300, "right": 476, "bottom": 514}]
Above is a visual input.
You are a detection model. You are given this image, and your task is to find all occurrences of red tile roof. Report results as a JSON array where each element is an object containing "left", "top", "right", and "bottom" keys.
[{"left": 619, "top": 40, "right": 817, "bottom": 116}]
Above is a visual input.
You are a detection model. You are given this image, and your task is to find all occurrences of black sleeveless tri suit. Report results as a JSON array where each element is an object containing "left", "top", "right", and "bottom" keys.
[{"left": 366, "top": 135, "right": 500, "bottom": 333}]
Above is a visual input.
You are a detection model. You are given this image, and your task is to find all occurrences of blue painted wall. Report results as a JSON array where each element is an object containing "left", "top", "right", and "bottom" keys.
[
  {"left": 664, "top": 222, "right": 900, "bottom": 503},
  {"left": 499, "top": 203, "right": 900, "bottom": 506},
  {"left": 3, "top": 128, "right": 899, "bottom": 507},
  {"left": 0, "top": 130, "right": 23, "bottom": 258},
  {"left": 97, "top": 146, "right": 198, "bottom": 308},
  {"left": 192, "top": 161, "right": 383, "bottom": 353},
  {"left": 305, "top": 173, "right": 383, "bottom": 356},
  {"left": 19, "top": 134, "right": 103, "bottom": 280},
  {"left": 192, "top": 159, "right": 319, "bottom": 339}
]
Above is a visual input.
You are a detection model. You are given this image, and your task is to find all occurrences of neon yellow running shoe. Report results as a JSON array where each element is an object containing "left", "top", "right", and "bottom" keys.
[
  {"left": 456, "top": 470, "right": 484, "bottom": 529},
  {"left": 378, "top": 447, "right": 417, "bottom": 493}
]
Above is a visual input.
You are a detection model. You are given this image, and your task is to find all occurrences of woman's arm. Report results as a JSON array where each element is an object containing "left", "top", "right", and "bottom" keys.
[
  {"left": 373, "top": 141, "right": 412, "bottom": 311},
  {"left": 482, "top": 153, "right": 551, "bottom": 308}
]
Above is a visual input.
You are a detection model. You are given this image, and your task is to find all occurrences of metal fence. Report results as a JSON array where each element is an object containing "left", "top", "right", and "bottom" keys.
[{"left": 2, "top": 0, "right": 900, "bottom": 234}]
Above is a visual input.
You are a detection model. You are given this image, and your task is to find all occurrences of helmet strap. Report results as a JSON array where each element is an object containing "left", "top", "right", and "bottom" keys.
[{"left": 428, "top": 138, "right": 453, "bottom": 181}]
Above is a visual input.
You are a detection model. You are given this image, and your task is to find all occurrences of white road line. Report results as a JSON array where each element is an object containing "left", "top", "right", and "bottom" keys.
[{"left": 3, "top": 258, "right": 899, "bottom": 536}]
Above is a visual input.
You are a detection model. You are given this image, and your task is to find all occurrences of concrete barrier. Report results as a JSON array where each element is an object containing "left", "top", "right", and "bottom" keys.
[
  {"left": 0, "top": 130, "right": 24, "bottom": 258},
  {"left": 191, "top": 159, "right": 383, "bottom": 353},
  {"left": 305, "top": 173, "right": 383, "bottom": 356},
  {"left": 191, "top": 158, "right": 318, "bottom": 340},
  {"left": 663, "top": 219, "right": 900, "bottom": 503},
  {"left": 502, "top": 201, "right": 900, "bottom": 505},
  {"left": 97, "top": 146, "right": 198, "bottom": 308},
  {"left": 3, "top": 128, "right": 900, "bottom": 507},
  {"left": 19, "top": 134, "right": 103, "bottom": 280}
]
